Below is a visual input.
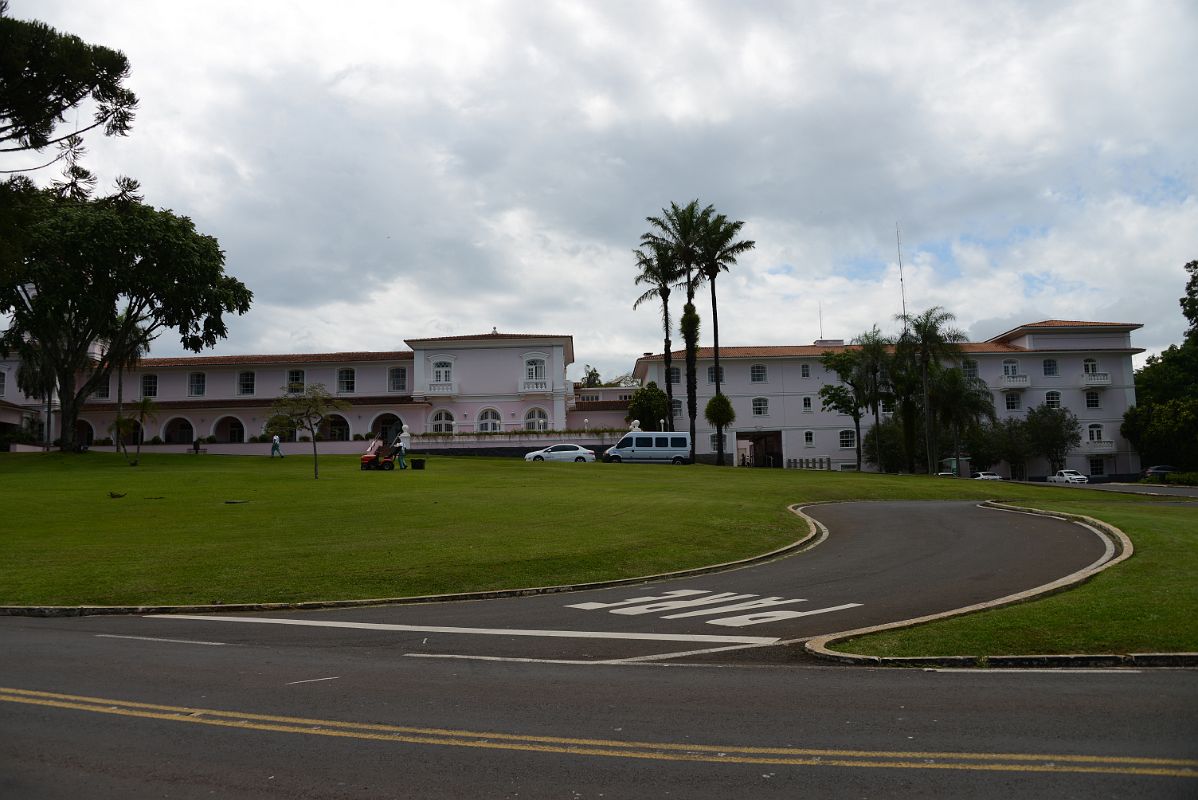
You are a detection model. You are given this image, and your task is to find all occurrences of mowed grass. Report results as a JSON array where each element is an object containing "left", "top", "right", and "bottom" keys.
[{"left": 2, "top": 451, "right": 1195, "bottom": 655}]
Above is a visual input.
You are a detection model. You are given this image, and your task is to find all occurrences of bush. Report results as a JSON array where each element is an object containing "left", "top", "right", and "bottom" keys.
[
  {"left": 205, "top": 435, "right": 218, "bottom": 444},
  {"left": 353, "top": 433, "right": 365, "bottom": 441},
  {"left": 299, "top": 435, "right": 311, "bottom": 442},
  {"left": 1159, "top": 471, "right": 1198, "bottom": 486},
  {"left": 96, "top": 437, "right": 113, "bottom": 446},
  {"left": 149, "top": 435, "right": 163, "bottom": 445}
]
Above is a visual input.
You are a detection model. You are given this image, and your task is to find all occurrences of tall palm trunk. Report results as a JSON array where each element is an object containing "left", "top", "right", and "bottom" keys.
[{"left": 709, "top": 277, "right": 726, "bottom": 465}]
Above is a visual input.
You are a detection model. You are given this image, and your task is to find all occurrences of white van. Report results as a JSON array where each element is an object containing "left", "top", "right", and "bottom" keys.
[{"left": 603, "top": 431, "right": 692, "bottom": 464}]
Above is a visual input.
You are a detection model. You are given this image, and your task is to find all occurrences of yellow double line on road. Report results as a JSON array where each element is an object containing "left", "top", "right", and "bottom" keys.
[{"left": 3, "top": 686, "right": 1195, "bottom": 778}]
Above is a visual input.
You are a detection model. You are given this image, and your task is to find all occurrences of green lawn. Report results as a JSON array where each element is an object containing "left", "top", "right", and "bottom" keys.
[{"left": 2, "top": 451, "right": 1194, "bottom": 655}]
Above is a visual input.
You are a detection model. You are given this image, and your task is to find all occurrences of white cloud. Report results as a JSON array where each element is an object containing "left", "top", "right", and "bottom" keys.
[{"left": 7, "top": 0, "right": 1196, "bottom": 378}]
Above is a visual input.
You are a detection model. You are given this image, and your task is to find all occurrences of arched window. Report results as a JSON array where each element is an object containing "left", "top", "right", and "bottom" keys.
[
  {"left": 524, "top": 408, "right": 548, "bottom": 431},
  {"left": 478, "top": 408, "right": 502, "bottom": 433},
  {"left": 433, "top": 361, "right": 453, "bottom": 383},
  {"left": 1088, "top": 423, "right": 1104, "bottom": 442},
  {"left": 839, "top": 429, "right": 856, "bottom": 449},
  {"left": 1002, "top": 359, "right": 1019, "bottom": 377},
  {"left": 1083, "top": 358, "right": 1098, "bottom": 375},
  {"left": 750, "top": 364, "right": 767, "bottom": 383},
  {"left": 1045, "top": 390, "right": 1061, "bottom": 409},
  {"left": 326, "top": 415, "right": 350, "bottom": 441},
  {"left": 432, "top": 410, "right": 454, "bottom": 433},
  {"left": 525, "top": 358, "right": 546, "bottom": 381}
]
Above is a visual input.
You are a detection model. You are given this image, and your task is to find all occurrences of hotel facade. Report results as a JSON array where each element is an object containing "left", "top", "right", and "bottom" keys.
[{"left": 0, "top": 320, "right": 1142, "bottom": 479}]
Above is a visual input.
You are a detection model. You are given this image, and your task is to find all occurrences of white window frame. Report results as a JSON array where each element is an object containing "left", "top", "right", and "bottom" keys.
[
  {"left": 188, "top": 372, "right": 206, "bottom": 397},
  {"left": 337, "top": 368, "right": 356, "bottom": 394},
  {"left": 1002, "top": 359, "right": 1019, "bottom": 377},
  {"left": 287, "top": 369, "right": 305, "bottom": 393},
  {"left": 431, "top": 409, "right": 454, "bottom": 433},
  {"left": 1083, "top": 358, "right": 1098, "bottom": 375},
  {"left": 1085, "top": 390, "right": 1100, "bottom": 409},
  {"left": 1043, "top": 359, "right": 1059, "bottom": 377},
  {"left": 238, "top": 371, "right": 255, "bottom": 396},
  {"left": 141, "top": 373, "right": 158, "bottom": 398},
  {"left": 803, "top": 431, "right": 814, "bottom": 447},
  {"left": 433, "top": 360, "right": 453, "bottom": 383},
  {"left": 0, "top": 370, "right": 5, "bottom": 396},
  {"left": 706, "top": 365, "right": 724, "bottom": 384},
  {"left": 388, "top": 367, "right": 407, "bottom": 393},
  {"left": 961, "top": 360, "right": 978, "bottom": 379},
  {"left": 1088, "top": 423, "right": 1104, "bottom": 442},
  {"left": 802, "top": 396, "right": 813, "bottom": 412},
  {"left": 752, "top": 397, "right": 769, "bottom": 416},
  {"left": 525, "top": 358, "right": 546, "bottom": 382},
  {"left": 800, "top": 364, "right": 811, "bottom": 378},
  {"left": 92, "top": 375, "right": 109, "bottom": 399},
  {"left": 478, "top": 408, "right": 502, "bottom": 433},
  {"left": 1005, "top": 392, "right": 1021, "bottom": 411},
  {"left": 667, "top": 367, "right": 681, "bottom": 385},
  {"left": 524, "top": 407, "right": 549, "bottom": 431},
  {"left": 750, "top": 364, "right": 767, "bottom": 383},
  {"left": 1045, "top": 390, "right": 1061, "bottom": 409},
  {"left": 839, "top": 429, "right": 856, "bottom": 449},
  {"left": 671, "top": 398, "right": 682, "bottom": 418}
]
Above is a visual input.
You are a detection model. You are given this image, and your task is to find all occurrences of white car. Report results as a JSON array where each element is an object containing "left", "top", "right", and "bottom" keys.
[
  {"left": 971, "top": 471, "right": 1003, "bottom": 480},
  {"left": 1047, "top": 469, "right": 1089, "bottom": 484},
  {"left": 524, "top": 443, "right": 596, "bottom": 463}
]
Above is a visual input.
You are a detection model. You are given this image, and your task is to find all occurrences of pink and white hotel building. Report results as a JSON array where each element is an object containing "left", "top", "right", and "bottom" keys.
[{"left": 0, "top": 320, "right": 1142, "bottom": 478}]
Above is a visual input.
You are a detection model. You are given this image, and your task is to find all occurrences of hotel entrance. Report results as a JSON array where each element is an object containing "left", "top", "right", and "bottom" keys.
[{"left": 736, "top": 430, "right": 783, "bottom": 467}]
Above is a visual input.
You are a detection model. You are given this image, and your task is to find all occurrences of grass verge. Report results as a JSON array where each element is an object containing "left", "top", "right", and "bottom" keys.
[{"left": 2, "top": 451, "right": 1194, "bottom": 655}]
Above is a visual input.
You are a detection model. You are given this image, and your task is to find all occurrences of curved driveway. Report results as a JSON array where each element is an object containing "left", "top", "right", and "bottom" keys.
[{"left": 54, "top": 500, "right": 1113, "bottom": 665}]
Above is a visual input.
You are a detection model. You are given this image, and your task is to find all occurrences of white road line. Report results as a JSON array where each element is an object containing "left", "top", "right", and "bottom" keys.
[
  {"left": 95, "top": 634, "right": 228, "bottom": 646},
  {"left": 405, "top": 653, "right": 627, "bottom": 665},
  {"left": 285, "top": 676, "right": 341, "bottom": 685},
  {"left": 149, "top": 615, "right": 781, "bottom": 645}
]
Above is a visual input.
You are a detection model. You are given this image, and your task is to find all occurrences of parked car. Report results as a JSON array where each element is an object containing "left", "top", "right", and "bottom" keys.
[
  {"left": 1143, "top": 465, "right": 1177, "bottom": 479},
  {"left": 524, "top": 443, "right": 596, "bottom": 462},
  {"left": 971, "top": 471, "right": 1003, "bottom": 480},
  {"left": 603, "top": 431, "right": 692, "bottom": 464},
  {"left": 1047, "top": 469, "right": 1089, "bottom": 484}
]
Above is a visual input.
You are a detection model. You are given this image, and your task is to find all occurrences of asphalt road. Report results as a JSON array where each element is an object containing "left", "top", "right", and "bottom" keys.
[{"left": 2, "top": 501, "right": 1194, "bottom": 798}]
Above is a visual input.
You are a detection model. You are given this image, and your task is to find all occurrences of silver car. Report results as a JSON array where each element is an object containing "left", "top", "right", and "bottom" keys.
[{"left": 524, "top": 443, "right": 596, "bottom": 462}]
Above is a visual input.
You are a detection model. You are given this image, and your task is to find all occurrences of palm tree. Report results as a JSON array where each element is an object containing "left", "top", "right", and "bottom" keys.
[
  {"left": 895, "top": 306, "right": 968, "bottom": 474},
  {"left": 931, "top": 365, "right": 996, "bottom": 475},
  {"left": 104, "top": 316, "right": 155, "bottom": 462},
  {"left": 694, "top": 213, "right": 755, "bottom": 465},
  {"left": 633, "top": 241, "right": 681, "bottom": 431},
  {"left": 641, "top": 200, "right": 713, "bottom": 462},
  {"left": 852, "top": 326, "right": 891, "bottom": 466}
]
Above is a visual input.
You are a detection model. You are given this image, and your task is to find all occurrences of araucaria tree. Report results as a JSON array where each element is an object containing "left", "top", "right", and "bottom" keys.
[
  {"left": 268, "top": 384, "right": 350, "bottom": 480},
  {"left": 0, "top": 181, "right": 253, "bottom": 450},
  {"left": 641, "top": 200, "right": 712, "bottom": 463}
]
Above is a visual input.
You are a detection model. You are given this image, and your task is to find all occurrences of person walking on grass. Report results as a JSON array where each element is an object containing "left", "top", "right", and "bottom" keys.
[
  {"left": 398, "top": 425, "right": 411, "bottom": 469},
  {"left": 270, "top": 433, "right": 284, "bottom": 458}
]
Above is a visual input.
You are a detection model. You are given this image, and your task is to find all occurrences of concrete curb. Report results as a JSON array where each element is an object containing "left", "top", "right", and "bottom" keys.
[
  {"left": 801, "top": 501, "right": 1198, "bottom": 668},
  {"left": 0, "top": 504, "right": 827, "bottom": 619}
]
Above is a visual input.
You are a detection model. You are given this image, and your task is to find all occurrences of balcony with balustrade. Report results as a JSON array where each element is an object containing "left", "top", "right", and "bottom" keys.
[
  {"left": 426, "top": 382, "right": 457, "bottom": 396},
  {"left": 520, "top": 379, "right": 551, "bottom": 394},
  {"left": 1081, "top": 372, "right": 1111, "bottom": 388},
  {"left": 1082, "top": 439, "right": 1116, "bottom": 453},
  {"left": 998, "top": 373, "right": 1029, "bottom": 391}
]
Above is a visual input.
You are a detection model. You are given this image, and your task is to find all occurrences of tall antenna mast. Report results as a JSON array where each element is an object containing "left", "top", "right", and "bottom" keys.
[
  {"left": 818, "top": 301, "right": 824, "bottom": 339},
  {"left": 896, "top": 222, "right": 908, "bottom": 325}
]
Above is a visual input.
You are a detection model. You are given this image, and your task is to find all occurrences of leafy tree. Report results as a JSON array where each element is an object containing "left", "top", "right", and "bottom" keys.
[
  {"left": 930, "top": 365, "right": 996, "bottom": 476},
  {"left": 694, "top": 212, "right": 755, "bottom": 466},
  {"left": 641, "top": 200, "right": 713, "bottom": 462},
  {"left": 0, "top": 183, "right": 253, "bottom": 451},
  {"left": 862, "top": 416, "right": 905, "bottom": 473},
  {"left": 895, "top": 306, "right": 967, "bottom": 474},
  {"left": 633, "top": 240, "right": 679, "bottom": 430},
  {"left": 1024, "top": 403, "right": 1081, "bottom": 474},
  {"left": 625, "top": 381, "right": 669, "bottom": 431},
  {"left": 704, "top": 393, "right": 735, "bottom": 459},
  {"left": 1123, "top": 397, "right": 1198, "bottom": 470},
  {"left": 853, "top": 326, "right": 892, "bottom": 462},
  {"left": 579, "top": 364, "right": 602, "bottom": 388},
  {"left": 0, "top": 1, "right": 137, "bottom": 157},
  {"left": 886, "top": 340, "right": 923, "bottom": 472},
  {"left": 994, "top": 417, "right": 1034, "bottom": 480},
  {"left": 820, "top": 349, "right": 869, "bottom": 470},
  {"left": 267, "top": 384, "right": 350, "bottom": 479},
  {"left": 1182, "top": 259, "right": 1197, "bottom": 343}
]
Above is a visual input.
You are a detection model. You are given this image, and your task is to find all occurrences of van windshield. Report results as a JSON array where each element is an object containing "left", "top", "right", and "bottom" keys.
[{"left": 617, "top": 437, "right": 632, "bottom": 448}]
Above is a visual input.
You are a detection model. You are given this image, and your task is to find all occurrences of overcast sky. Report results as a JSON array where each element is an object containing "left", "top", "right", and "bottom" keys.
[{"left": 8, "top": 0, "right": 1196, "bottom": 379}]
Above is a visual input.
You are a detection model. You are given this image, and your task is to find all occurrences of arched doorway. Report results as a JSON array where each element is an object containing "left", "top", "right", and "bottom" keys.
[
  {"left": 374, "top": 413, "right": 403, "bottom": 443},
  {"left": 214, "top": 415, "right": 245, "bottom": 443},
  {"left": 73, "top": 420, "right": 94, "bottom": 447},
  {"left": 320, "top": 414, "right": 351, "bottom": 441},
  {"left": 163, "top": 417, "right": 194, "bottom": 444}
]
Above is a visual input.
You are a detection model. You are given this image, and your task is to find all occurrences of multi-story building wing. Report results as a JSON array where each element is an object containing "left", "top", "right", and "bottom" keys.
[{"left": 633, "top": 320, "right": 1142, "bottom": 477}]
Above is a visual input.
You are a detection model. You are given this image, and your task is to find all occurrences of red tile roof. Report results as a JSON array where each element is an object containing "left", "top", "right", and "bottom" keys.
[
  {"left": 405, "top": 332, "right": 572, "bottom": 343},
  {"left": 137, "top": 351, "right": 414, "bottom": 368}
]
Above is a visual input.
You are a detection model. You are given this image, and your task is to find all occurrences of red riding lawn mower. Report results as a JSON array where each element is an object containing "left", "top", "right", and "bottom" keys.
[{"left": 360, "top": 436, "right": 396, "bottom": 471}]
